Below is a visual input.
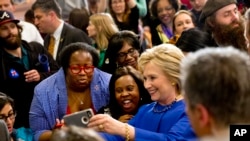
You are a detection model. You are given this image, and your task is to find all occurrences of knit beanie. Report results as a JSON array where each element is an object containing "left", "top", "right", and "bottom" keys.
[{"left": 199, "top": 0, "right": 237, "bottom": 22}]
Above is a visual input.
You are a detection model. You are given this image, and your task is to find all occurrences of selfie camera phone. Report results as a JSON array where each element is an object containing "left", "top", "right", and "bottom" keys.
[{"left": 63, "top": 108, "right": 94, "bottom": 127}]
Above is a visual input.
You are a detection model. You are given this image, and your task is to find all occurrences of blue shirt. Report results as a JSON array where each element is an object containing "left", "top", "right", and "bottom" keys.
[{"left": 101, "top": 100, "right": 196, "bottom": 141}]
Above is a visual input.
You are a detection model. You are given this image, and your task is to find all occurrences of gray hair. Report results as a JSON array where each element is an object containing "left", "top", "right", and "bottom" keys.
[
  {"left": 181, "top": 47, "right": 250, "bottom": 127},
  {"left": 50, "top": 125, "right": 104, "bottom": 141}
]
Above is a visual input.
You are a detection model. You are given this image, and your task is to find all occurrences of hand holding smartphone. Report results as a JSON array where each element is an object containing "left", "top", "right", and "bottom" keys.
[{"left": 63, "top": 108, "right": 94, "bottom": 127}]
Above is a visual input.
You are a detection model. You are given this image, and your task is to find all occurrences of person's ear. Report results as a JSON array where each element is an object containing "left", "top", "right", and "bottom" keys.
[
  {"left": 48, "top": 11, "right": 57, "bottom": 19},
  {"left": 195, "top": 104, "right": 211, "bottom": 129},
  {"left": 206, "top": 17, "right": 215, "bottom": 27}
]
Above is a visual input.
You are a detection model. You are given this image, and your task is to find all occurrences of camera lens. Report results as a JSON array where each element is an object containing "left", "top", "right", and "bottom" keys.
[{"left": 82, "top": 116, "right": 89, "bottom": 124}]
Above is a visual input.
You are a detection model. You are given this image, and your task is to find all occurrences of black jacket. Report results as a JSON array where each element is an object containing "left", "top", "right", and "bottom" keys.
[
  {"left": 44, "top": 23, "right": 92, "bottom": 63},
  {"left": 0, "top": 41, "right": 59, "bottom": 128}
]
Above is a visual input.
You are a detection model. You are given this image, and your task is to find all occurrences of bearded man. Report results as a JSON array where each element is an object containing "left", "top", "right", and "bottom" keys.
[
  {"left": 200, "top": 0, "right": 248, "bottom": 52},
  {"left": 0, "top": 10, "right": 59, "bottom": 128}
]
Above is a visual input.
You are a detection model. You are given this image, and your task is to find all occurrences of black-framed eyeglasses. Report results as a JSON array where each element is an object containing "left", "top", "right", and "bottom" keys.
[
  {"left": 0, "top": 112, "right": 16, "bottom": 121},
  {"left": 117, "top": 48, "right": 136, "bottom": 61},
  {"left": 69, "top": 65, "right": 95, "bottom": 74}
]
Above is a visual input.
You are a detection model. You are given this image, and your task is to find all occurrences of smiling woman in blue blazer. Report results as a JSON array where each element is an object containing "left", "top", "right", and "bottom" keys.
[{"left": 88, "top": 43, "right": 196, "bottom": 141}]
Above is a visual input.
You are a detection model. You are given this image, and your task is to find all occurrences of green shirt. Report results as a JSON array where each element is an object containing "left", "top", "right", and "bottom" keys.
[
  {"left": 5, "top": 45, "right": 30, "bottom": 70},
  {"left": 93, "top": 43, "right": 106, "bottom": 68}
]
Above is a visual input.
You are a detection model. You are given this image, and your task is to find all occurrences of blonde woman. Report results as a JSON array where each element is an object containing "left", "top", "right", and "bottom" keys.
[
  {"left": 169, "top": 10, "right": 196, "bottom": 44},
  {"left": 88, "top": 44, "right": 196, "bottom": 141},
  {"left": 87, "top": 13, "right": 119, "bottom": 69}
]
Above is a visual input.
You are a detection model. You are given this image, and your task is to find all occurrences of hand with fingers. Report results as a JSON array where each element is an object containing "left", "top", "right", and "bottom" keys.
[
  {"left": 24, "top": 69, "right": 41, "bottom": 82},
  {"left": 53, "top": 118, "right": 65, "bottom": 130},
  {"left": 88, "top": 114, "right": 125, "bottom": 135}
]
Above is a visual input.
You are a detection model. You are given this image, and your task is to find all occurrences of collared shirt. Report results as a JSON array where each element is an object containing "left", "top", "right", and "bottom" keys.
[
  {"left": 19, "top": 21, "right": 44, "bottom": 45},
  {"left": 51, "top": 20, "right": 64, "bottom": 59},
  {"left": 4, "top": 46, "right": 30, "bottom": 70}
]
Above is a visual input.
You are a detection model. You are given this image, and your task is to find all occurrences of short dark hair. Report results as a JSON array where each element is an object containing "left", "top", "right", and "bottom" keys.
[
  {"left": 59, "top": 42, "right": 99, "bottom": 74},
  {"left": 176, "top": 28, "right": 216, "bottom": 52},
  {"left": 0, "top": 92, "right": 15, "bottom": 112},
  {"left": 68, "top": 8, "right": 89, "bottom": 33},
  {"left": 24, "top": 9, "right": 35, "bottom": 24},
  {"left": 32, "top": 0, "right": 62, "bottom": 18},
  {"left": 108, "top": 66, "right": 151, "bottom": 119},
  {"left": 181, "top": 47, "right": 250, "bottom": 127}
]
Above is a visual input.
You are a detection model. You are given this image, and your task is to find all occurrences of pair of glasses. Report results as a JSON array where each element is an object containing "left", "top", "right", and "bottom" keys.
[
  {"left": 117, "top": 48, "right": 136, "bottom": 61},
  {"left": 69, "top": 65, "right": 95, "bottom": 74},
  {"left": 0, "top": 113, "right": 16, "bottom": 121}
]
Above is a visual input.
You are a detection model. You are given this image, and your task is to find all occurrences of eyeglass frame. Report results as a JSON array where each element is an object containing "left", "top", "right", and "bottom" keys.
[
  {"left": 69, "top": 65, "right": 95, "bottom": 74},
  {"left": 117, "top": 48, "right": 137, "bottom": 61},
  {"left": 0, "top": 112, "right": 16, "bottom": 122}
]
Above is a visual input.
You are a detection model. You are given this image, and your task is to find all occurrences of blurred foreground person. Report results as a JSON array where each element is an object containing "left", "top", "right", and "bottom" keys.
[
  {"left": 50, "top": 125, "right": 104, "bottom": 141},
  {"left": 181, "top": 47, "right": 250, "bottom": 141}
]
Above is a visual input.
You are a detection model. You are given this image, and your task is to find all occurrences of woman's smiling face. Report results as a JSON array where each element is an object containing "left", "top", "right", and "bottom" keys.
[
  {"left": 156, "top": 0, "right": 176, "bottom": 26},
  {"left": 115, "top": 75, "right": 140, "bottom": 113}
]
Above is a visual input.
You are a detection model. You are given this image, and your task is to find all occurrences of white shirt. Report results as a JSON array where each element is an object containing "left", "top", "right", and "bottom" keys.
[
  {"left": 51, "top": 20, "right": 64, "bottom": 59},
  {"left": 18, "top": 20, "right": 44, "bottom": 45}
]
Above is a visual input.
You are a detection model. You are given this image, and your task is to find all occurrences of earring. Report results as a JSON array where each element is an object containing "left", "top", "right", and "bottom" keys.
[{"left": 171, "top": 82, "right": 175, "bottom": 86}]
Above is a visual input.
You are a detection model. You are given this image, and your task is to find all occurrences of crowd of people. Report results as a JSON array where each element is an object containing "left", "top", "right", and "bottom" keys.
[{"left": 0, "top": 0, "right": 250, "bottom": 141}]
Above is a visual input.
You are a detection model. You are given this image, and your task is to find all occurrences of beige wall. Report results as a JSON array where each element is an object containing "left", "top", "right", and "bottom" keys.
[{"left": 14, "top": 0, "right": 35, "bottom": 20}]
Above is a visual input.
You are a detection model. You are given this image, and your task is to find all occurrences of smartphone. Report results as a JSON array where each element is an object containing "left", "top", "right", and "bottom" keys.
[{"left": 63, "top": 108, "right": 94, "bottom": 127}]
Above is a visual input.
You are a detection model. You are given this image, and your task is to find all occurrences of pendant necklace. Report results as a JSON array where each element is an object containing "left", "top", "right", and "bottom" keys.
[
  {"left": 71, "top": 94, "right": 85, "bottom": 110},
  {"left": 153, "top": 98, "right": 177, "bottom": 113}
]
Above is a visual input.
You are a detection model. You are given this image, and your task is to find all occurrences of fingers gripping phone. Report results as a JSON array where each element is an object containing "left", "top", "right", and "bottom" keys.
[{"left": 63, "top": 108, "right": 94, "bottom": 127}]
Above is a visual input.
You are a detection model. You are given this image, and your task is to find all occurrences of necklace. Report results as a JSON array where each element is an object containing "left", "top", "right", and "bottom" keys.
[
  {"left": 70, "top": 94, "right": 85, "bottom": 110},
  {"left": 153, "top": 98, "right": 177, "bottom": 113}
]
